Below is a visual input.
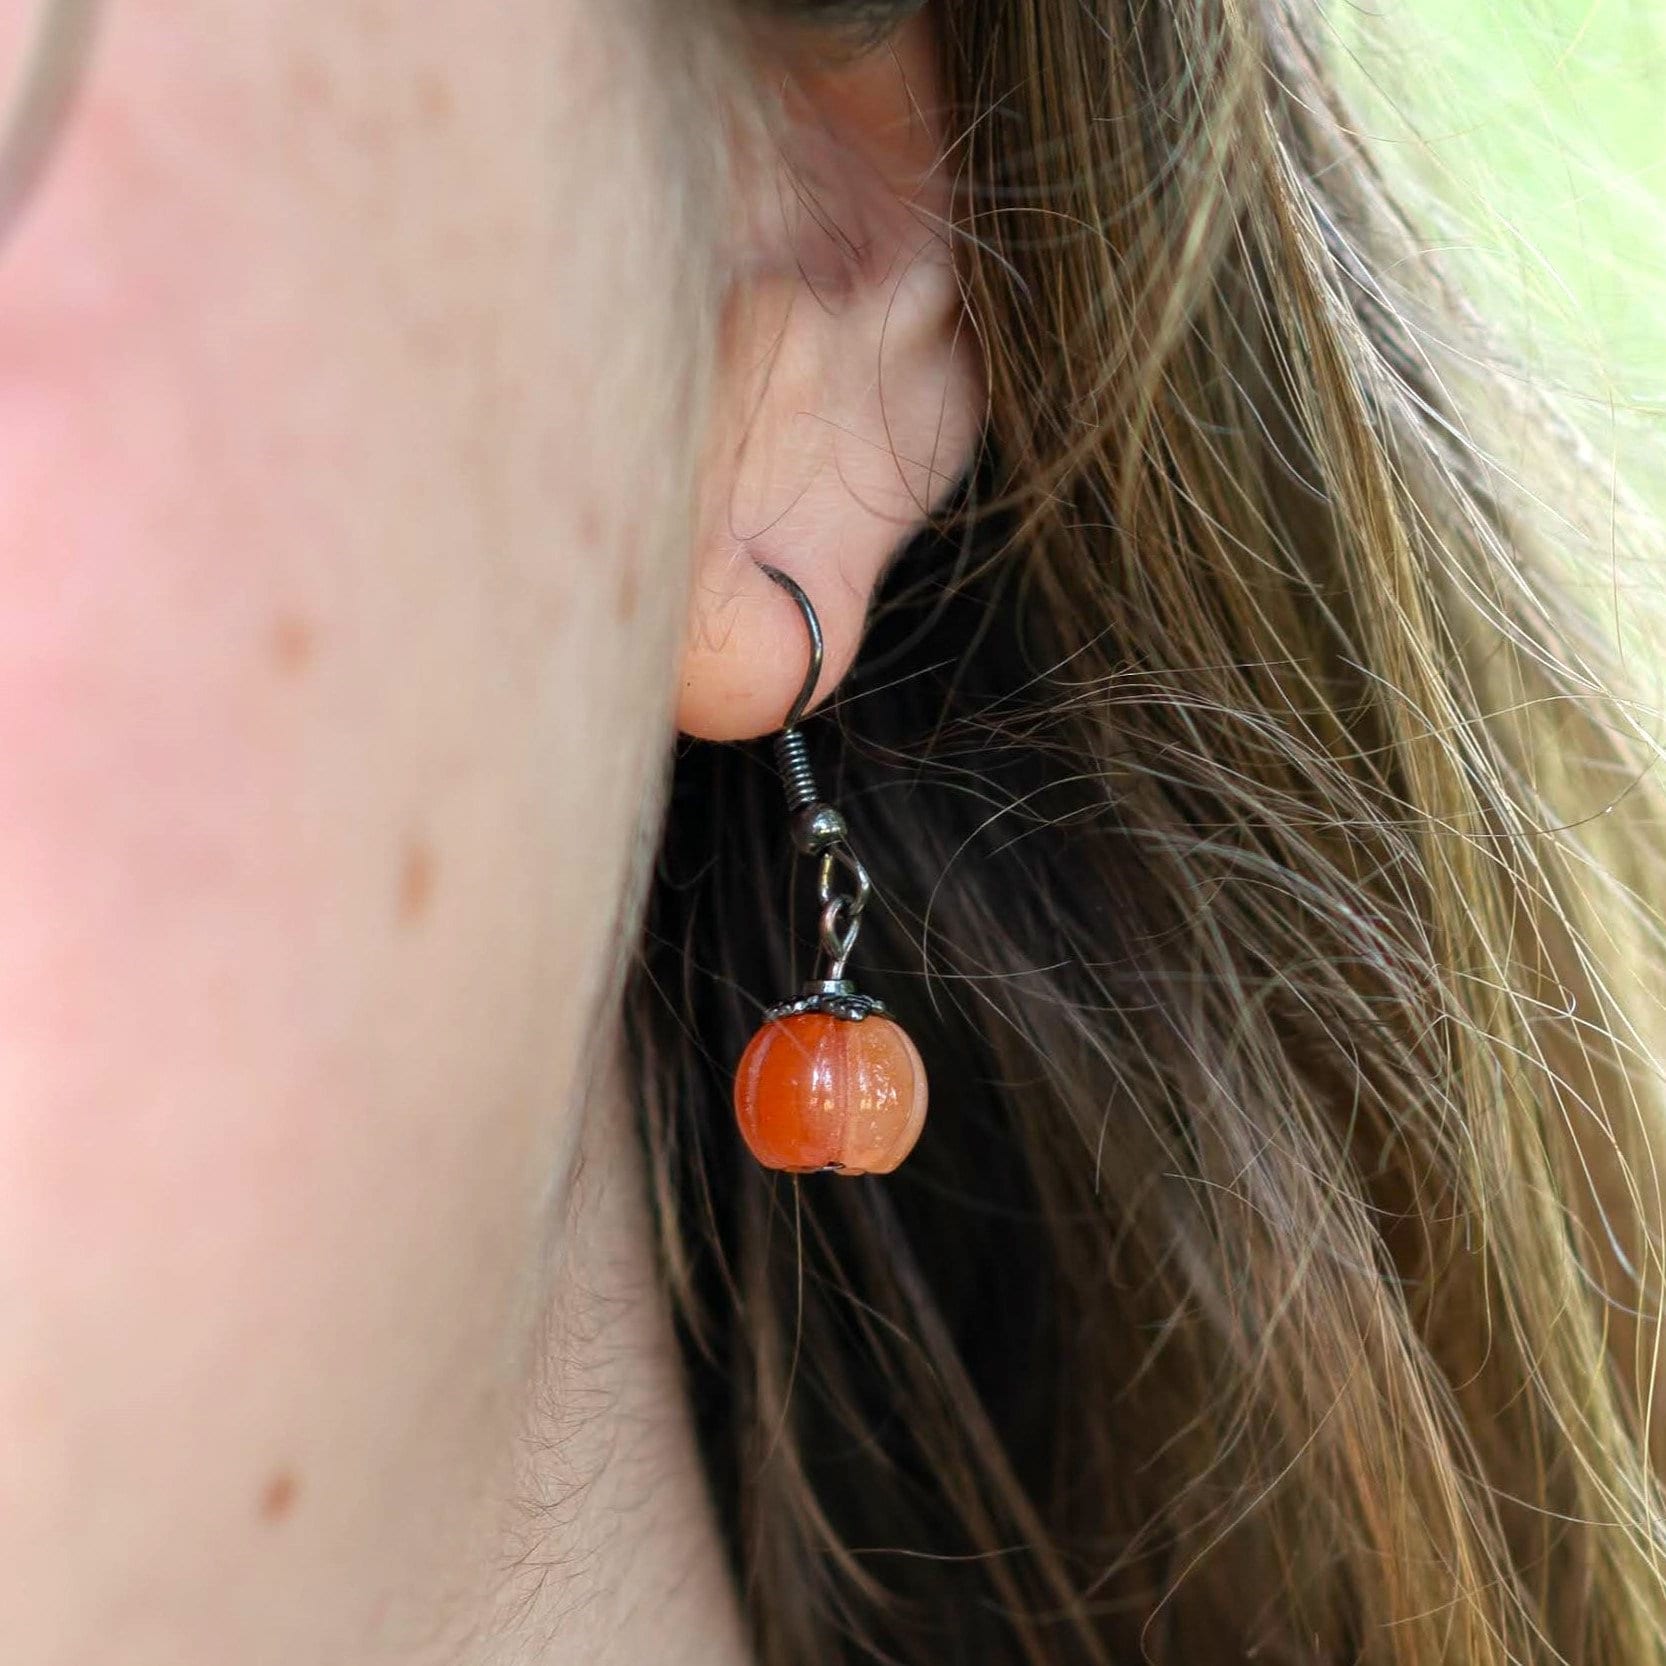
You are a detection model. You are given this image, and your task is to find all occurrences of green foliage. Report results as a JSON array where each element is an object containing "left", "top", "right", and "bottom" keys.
[{"left": 1335, "top": 0, "right": 1666, "bottom": 473}]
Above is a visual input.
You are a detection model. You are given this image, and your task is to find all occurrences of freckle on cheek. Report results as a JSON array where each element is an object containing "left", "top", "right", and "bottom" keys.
[
  {"left": 269, "top": 614, "right": 318, "bottom": 677},
  {"left": 616, "top": 562, "right": 640, "bottom": 623},
  {"left": 258, "top": 1470, "right": 300, "bottom": 1524},
  {"left": 577, "top": 503, "right": 605, "bottom": 551},
  {"left": 414, "top": 70, "right": 455, "bottom": 128},
  {"left": 398, "top": 838, "right": 437, "bottom": 926},
  {"left": 286, "top": 55, "right": 333, "bottom": 113}
]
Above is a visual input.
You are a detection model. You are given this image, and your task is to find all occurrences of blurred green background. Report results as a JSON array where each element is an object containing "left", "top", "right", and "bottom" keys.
[{"left": 1335, "top": 0, "right": 1666, "bottom": 471}]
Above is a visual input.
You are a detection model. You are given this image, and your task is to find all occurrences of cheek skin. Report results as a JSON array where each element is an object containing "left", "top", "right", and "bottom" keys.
[{"left": 0, "top": 3, "right": 702, "bottom": 1662}]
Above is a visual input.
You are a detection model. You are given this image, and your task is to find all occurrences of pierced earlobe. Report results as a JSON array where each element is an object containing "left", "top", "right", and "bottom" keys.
[{"left": 678, "top": 0, "right": 981, "bottom": 743}]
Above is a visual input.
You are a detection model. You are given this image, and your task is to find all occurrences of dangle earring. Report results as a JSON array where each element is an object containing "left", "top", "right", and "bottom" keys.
[{"left": 732, "top": 566, "right": 928, "bottom": 1177}]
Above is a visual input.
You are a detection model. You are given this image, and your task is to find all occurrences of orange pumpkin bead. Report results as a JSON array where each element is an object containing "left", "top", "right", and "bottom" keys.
[{"left": 733, "top": 1010, "right": 928, "bottom": 1176}]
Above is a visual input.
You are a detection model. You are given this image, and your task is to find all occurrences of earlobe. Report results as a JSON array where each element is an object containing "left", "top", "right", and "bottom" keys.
[{"left": 676, "top": 9, "right": 983, "bottom": 744}]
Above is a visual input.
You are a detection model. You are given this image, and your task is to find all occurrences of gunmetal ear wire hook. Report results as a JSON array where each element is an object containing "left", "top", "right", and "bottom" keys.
[
  {"left": 758, "top": 562, "right": 876, "bottom": 990},
  {"left": 0, "top": 0, "right": 105, "bottom": 256},
  {"left": 732, "top": 565, "right": 928, "bottom": 1176},
  {"left": 761, "top": 563, "right": 824, "bottom": 734}
]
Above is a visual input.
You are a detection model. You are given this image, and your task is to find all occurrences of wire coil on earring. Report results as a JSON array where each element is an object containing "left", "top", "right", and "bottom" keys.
[{"left": 731, "top": 566, "right": 928, "bottom": 1177}]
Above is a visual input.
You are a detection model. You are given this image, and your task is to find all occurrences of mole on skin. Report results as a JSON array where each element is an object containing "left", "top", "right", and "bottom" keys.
[
  {"left": 269, "top": 614, "right": 317, "bottom": 678},
  {"left": 616, "top": 561, "right": 640, "bottom": 623},
  {"left": 398, "top": 838, "right": 437, "bottom": 925},
  {"left": 258, "top": 1470, "right": 299, "bottom": 1524},
  {"left": 413, "top": 70, "right": 455, "bottom": 128},
  {"left": 285, "top": 54, "right": 333, "bottom": 114}
]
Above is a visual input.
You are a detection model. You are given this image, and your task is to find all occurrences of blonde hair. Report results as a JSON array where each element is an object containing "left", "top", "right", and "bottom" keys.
[{"left": 634, "top": 0, "right": 1666, "bottom": 1660}]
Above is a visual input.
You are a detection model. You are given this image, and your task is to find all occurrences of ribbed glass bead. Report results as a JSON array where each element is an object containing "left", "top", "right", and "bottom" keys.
[{"left": 733, "top": 1011, "right": 927, "bottom": 1176}]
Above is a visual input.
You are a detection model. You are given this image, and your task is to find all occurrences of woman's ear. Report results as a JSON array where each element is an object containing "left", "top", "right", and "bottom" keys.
[{"left": 677, "top": 9, "right": 983, "bottom": 742}]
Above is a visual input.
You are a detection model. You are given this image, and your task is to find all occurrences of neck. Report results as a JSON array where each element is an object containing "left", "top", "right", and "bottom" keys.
[{"left": 468, "top": 1049, "right": 750, "bottom": 1666}]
